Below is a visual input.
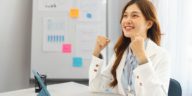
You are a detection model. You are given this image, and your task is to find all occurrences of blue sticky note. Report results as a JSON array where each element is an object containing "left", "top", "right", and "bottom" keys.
[
  {"left": 73, "top": 57, "right": 83, "bottom": 67},
  {"left": 86, "top": 13, "right": 92, "bottom": 19}
]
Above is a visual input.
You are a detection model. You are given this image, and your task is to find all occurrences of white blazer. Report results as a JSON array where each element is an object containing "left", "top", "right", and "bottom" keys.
[{"left": 89, "top": 39, "right": 171, "bottom": 96}]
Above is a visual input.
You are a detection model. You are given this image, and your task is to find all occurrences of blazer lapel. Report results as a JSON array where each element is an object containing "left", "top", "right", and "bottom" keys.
[{"left": 116, "top": 49, "right": 128, "bottom": 96}]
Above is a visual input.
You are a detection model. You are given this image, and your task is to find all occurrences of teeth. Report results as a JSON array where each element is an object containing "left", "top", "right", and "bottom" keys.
[{"left": 125, "top": 26, "right": 133, "bottom": 30}]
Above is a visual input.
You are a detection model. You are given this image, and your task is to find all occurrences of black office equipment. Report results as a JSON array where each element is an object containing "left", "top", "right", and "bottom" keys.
[
  {"left": 32, "top": 70, "right": 50, "bottom": 96},
  {"left": 168, "top": 78, "right": 182, "bottom": 96},
  {"left": 35, "top": 74, "right": 47, "bottom": 93}
]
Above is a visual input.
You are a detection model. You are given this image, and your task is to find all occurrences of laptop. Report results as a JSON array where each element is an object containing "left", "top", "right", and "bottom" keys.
[{"left": 32, "top": 70, "right": 51, "bottom": 96}]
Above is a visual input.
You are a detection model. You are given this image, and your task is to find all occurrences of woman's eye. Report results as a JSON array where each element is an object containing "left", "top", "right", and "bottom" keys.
[
  {"left": 123, "top": 14, "right": 127, "bottom": 17},
  {"left": 132, "top": 14, "right": 139, "bottom": 18}
]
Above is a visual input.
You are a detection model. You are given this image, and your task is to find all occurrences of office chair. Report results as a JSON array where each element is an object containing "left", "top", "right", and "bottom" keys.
[{"left": 168, "top": 78, "right": 182, "bottom": 96}]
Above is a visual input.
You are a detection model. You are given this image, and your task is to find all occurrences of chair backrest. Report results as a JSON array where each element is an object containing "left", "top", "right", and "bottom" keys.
[{"left": 168, "top": 78, "right": 182, "bottom": 96}]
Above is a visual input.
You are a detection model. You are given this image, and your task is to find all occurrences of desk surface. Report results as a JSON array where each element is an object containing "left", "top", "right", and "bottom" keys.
[{"left": 0, "top": 82, "right": 121, "bottom": 96}]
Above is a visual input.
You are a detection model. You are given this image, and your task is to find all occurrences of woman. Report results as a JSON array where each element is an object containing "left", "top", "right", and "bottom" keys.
[{"left": 89, "top": 0, "right": 170, "bottom": 96}]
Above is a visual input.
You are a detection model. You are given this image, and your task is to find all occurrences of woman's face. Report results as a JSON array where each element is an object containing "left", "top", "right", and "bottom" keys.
[{"left": 121, "top": 3, "right": 152, "bottom": 39}]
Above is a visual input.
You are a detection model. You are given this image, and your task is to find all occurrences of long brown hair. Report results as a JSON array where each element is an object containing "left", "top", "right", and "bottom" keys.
[{"left": 110, "top": 0, "right": 162, "bottom": 87}]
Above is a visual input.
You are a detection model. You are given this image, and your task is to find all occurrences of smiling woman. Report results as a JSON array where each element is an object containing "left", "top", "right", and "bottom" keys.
[
  {"left": 89, "top": 0, "right": 170, "bottom": 96},
  {"left": 121, "top": 4, "right": 153, "bottom": 40}
]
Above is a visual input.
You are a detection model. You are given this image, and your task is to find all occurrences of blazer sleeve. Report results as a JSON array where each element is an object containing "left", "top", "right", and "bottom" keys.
[
  {"left": 133, "top": 49, "right": 171, "bottom": 96},
  {"left": 88, "top": 55, "right": 118, "bottom": 93}
]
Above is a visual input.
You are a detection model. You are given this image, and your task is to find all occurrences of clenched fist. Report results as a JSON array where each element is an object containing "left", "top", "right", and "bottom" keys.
[
  {"left": 93, "top": 36, "right": 110, "bottom": 57},
  {"left": 130, "top": 35, "right": 148, "bottom": 65}
]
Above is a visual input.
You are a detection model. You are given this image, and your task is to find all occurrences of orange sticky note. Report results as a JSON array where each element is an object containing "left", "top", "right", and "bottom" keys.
[
  {"left": 69, "top": 8, "right": 79, "bottom": 18},
  {"left": 62, "top": 44, "right": 72, "bottom": 53}
]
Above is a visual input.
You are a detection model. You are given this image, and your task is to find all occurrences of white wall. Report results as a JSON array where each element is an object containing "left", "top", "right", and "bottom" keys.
[
  {"left": 0, "top": 0, "right": 32, "bottom": 92},
  {"left": 107, "top": 0, "right": 130, "bottom": 58}
]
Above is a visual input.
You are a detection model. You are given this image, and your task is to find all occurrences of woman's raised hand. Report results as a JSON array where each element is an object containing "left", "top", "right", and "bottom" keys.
[{"left": 93, "top": 36, "right": 110, "bottom": 57}]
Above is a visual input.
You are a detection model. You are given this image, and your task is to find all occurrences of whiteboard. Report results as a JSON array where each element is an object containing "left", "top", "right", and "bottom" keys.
[{"left": 31, "top": 0, "right": 107, "bottom": 79}]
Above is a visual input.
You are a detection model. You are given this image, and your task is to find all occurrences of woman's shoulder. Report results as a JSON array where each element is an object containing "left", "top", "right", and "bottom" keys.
[
  {"left": 147, "top": 39, "right": 170, "bottom": 57},
  {"left": 154, "top": 45, "right": 171, "bottom": 62},
  {"left": 156, "top": 45, "right": 168, "bottom": 53}
]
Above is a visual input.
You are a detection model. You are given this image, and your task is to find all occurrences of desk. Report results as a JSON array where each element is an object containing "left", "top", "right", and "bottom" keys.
[{"left": 0, "top": 82, "right": 121, "bottom": 96}]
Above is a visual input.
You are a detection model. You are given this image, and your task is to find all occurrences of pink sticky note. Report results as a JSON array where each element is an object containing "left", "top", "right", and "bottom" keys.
[{"left": 62, "top": 44, "right": 72, "bottom": 53}]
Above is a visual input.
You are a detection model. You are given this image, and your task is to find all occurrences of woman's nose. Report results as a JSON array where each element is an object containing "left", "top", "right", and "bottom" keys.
[{"left": 124, "top": 18, "right": 132, "bottom": 24}]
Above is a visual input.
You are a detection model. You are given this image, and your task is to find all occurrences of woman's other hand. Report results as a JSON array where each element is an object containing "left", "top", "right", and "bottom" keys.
[{"left": 93, "top": 36, "right": 110, "bottom": 57}]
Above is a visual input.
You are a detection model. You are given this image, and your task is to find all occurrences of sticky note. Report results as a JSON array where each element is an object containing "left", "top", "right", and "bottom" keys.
[
  {"left": 73, "top": 57, "right": 83, "bottom": 67},
  {"left": 69, "top": 8, "right": 79, "bottom": 18},
  {"left": 86, "top": 13, "right": 92, "bottom": 19},
  {"left": 62, "top": 44, "right": 71, "bottom": 53}
]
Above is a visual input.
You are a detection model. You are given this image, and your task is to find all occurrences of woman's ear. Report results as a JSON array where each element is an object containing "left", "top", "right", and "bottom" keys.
[{"left": 147, "top": 20, "right": 154, "bottom": 29}]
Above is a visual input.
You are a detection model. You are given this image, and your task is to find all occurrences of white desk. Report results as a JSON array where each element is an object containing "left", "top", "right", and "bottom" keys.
[{"left": 0, "top": 82, "right": 121, "bottom": 96}]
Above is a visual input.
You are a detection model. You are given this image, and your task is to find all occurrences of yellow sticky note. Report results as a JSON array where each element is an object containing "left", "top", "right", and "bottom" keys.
[{"left": 69, "top": 8, "right": 79, "bottom": 18}]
